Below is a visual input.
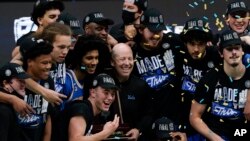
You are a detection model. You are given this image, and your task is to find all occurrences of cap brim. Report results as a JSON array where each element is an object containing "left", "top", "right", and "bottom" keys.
[
  {"left": 95, "top": 18, "right": 114, "bottom": 26},
  {"left": 100, "top": 84, "right": 119, "bottom": 90},
  {"left": 146, "top": 24, "right": 166, "bottom": 32},
  {"left": 221, "top": 40, "right": 242, "bottom": 48},
  {"left": 16, "top": 73, "right": 30, "bottom": 80},
  {"left": 227, "top": 8, "right": 248, "bottom": 14}
]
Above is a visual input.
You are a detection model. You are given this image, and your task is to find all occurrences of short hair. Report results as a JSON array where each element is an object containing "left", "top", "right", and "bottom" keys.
[
  {"left": 31, "top": 0, "right": 64, "bottom": 26},
  {"left": 40, "top": 22, "right": 72, "bottom": 43},
  {"left": 22, "top": 40, "right": 53, "bottom": 70}
]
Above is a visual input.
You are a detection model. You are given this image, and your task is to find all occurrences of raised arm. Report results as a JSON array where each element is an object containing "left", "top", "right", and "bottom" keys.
[{"left": 68, "top": 114, "right": 119, "bottom": 141}]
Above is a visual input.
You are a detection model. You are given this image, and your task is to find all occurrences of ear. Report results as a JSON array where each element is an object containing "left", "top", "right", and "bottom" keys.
[
  {"left": 110, "top": 59, "right": 115, "bottom": 67},
  {"left": 84, "top": 25, "right": 90, "bottom": 33},
  {"left": 37, "top": 17, "right": 43, "bottom": 26},
  {"left": 219, "top": 50, "right": 223, "bottom": 58},
  {"left": 225, "top": 16, "right": 230, "bottom": 26},
  {"left": 89, "top": 88, "right": 96, "bottom": 98}
]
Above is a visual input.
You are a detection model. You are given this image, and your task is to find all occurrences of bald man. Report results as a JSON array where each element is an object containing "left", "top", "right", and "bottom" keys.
[{"left": 106, "top": 43, "right": 154, "bottom": 141}]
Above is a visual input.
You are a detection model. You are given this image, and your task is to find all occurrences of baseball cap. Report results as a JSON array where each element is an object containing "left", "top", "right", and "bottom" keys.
[
  {"left": 182, "top": 18, "right": 211, "bottom": 35},
  {"left": 140, "top": 8, "right": 166, "bottom": 32},
  {"left": 20, "top": 37, "right": 48, "bottom": 58},
  {"left": 83, "top": 12, "right": 114, "bottom": 28},
  {"left": 152, "top": 117, "right": 177, "bottom": 139},
  {"left": 124, "top": 0, "right": 148, "bottom": 11},
  {"left": 219, "top": 30, "right": 242, "bottom": 49},
  {"left": 92, "top": 73, "right": 118, "bottom": 90},
  {"left": 31, "top": 0, "right": 64, "bottom": 25},
  {"left": 57, "top": 12, "right": 83, "bottom": 36},
  {"left": 0, "top": 63, "right": 30, "bottom": 83},
  {"left": 226, "top": 1, "right": 249, "bottom": 15}
]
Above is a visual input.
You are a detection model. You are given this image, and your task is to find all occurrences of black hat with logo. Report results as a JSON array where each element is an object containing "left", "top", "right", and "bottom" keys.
[
  {"left": 0, "top": 63, "right": 30, "bottom": 83},
  {"left": 92, "top": 73, "right": 118, "bottom": 90},
  {"left": 140, "top": 8, "right": 166, "bottom": 32},
  {"left": 219, "top": 29, "right": 242, "bottom": 49},
  {"left": 83, "top": 12, "right": 114, "bottom": 28}
]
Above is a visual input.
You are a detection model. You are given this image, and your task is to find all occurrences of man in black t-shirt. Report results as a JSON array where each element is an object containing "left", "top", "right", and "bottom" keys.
[
  {"left": 190, "top": 30, "right": 250, "bottom": 140},
  {"left": 175, "top": 18, "right": 222, "bottom": 140},
  {"left": 21, "top": 38, "right": 55, "bottom": 141},
  {"left": 50, "top": 73, "right": 120, "bottom": 141}
]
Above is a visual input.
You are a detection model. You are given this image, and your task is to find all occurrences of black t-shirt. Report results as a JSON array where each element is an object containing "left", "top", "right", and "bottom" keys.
[
  {"left": 194, "top": 66, "right": 250, "bottom": 140},
  {"left": 16, "top": 31, "right": 35, "bottom": 46},
  {"left": 132, "top": 32, "right": 183, "bottom": 121},
  {"left": 17, "top": 77, "right": 54, "bottom": 141},
  {"left": 49, "top": 100, "right": 94, "bottom": 141},
  {"left": 0, "top": 89, "right": 29, "bottom": 141}
]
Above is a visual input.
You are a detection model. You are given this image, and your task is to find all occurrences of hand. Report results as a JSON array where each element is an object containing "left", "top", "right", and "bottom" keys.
[
  {"left": 103, "top": 114, "right": 120, "bottom": 137},
  {"left": 241, "top": 35, "right": 250, "bottom": 45},
  {"left": 169, "top": 132, "right": 187, "bottom": 141},
  {"left": 244, "top": 100, "right": 250, "bottom": 120},
  {"left": 10, "top": 95, "right": 34, "bottom": 116},
  {"left": 126, "top": 128, "right": 140, "bottom": 141},
  {"left": 124, "top": 24, "right": 137, "bottom": 40},
  {"left": 107, "top": 34, "right": 118, "bottom": 49},
  {"left": 41, "top": 88, "right": 67, "bottom": 105}
]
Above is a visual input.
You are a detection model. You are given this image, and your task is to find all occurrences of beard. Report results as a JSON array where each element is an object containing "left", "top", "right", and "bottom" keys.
[{"left": 230, "top": 62, "right": 239, "bottom": 67}]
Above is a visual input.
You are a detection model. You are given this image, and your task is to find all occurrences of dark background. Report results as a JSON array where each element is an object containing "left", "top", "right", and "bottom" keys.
[{"left": 1, "top": 0, "right": 250, "bottom": 65}]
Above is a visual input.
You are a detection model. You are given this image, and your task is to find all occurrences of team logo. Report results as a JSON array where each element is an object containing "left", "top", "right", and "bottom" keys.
[
  {"left": 44, "top": 82, "right": 49, "bottom": 89},
  {"left": 85, "top": 16, "right": 90, "bottom": 23},
  {"left": 245, "top": 80, "right": 250, "bottom": 88},
  {"left": 162, "top": 43, "right": 170, "bottom": 49},
  {"left": 207, "top": 61, "right": 214, "bottom": 68},
  {"left": 5, "top": 69, "right": 11, "bottom": 77},
  {"left": 93, "top": 80, "right": 98, "bottom": 87}
]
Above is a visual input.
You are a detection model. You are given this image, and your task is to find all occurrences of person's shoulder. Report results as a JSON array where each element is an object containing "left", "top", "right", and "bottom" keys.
[{"left": 16, "top": 31, "right": 35, "bottom": 46}]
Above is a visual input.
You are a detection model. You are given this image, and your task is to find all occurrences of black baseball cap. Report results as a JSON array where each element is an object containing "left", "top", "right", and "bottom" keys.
[
  {"left": 20, "top": 37, "right": 48, "bottom": 58},
  {"left": 152, "top": 117, "right": 177, "bottom": 139},
  {"left": 181, "top": 18, "right": 211, "bottom": 35},
  {"left": 219, "top": 29, "right": 242, "bottom": 49},
  {"left": 31, "top": 0, "right": 64, "bottom": 26},
  {"left": 140, "top": 8, "right": 166, "bottom": 32},
  {"left": 124, "top": 0, "right": 148, "bottom": 11},
  {"left": 92, "top": 73, "right": 118, "bottom": 90},
  {"left": 226, "top": 1, "right": 249, "bottom": 15},
  {"left": 57, "top": 12, "right": 83, "bottom": 36},
  {"left": 83, "top": 12, "right": 114, "bottom": 28},
  {"left": 0, "top": 63, "right": 30, "bottom": 83}
]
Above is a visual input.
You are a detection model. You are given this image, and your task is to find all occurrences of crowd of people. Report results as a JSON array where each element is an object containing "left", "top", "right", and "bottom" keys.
[{"left": 1, "top": 0, "right": 250, "bottom": 141}]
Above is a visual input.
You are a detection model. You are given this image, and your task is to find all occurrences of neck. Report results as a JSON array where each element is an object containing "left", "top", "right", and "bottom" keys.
[
  {"left": 89, "top": 98, "right": 101, "bottom": 116},
  {"left": 74, "top": 69, "right": 86, "bottom": 82},
  {"left": 224, "top": 63, "right": 246, "bottom": 80},
  {"left": 116, "top": 74, "right": 129, "bottom": 83},
  {"left": 26, "top": 70, "right": 40, "bottom": 82}
]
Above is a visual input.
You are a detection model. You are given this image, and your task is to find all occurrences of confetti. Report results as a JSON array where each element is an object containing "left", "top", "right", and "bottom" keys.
[
  {"left": 205, "top": 84, "right": 209, "bottom": 92},
  {"left": 182, "top": 97, "right": 184, "bottom": 102},
  {"left": 184, "top": 58, "right": 188, "bottom": 63},
  {"left": 170, "top": 84, "right": 174, "bottom": 87},
  {"left": 180, "top": 50, "right": 185, "bottom": 54},
  {"left": 179, "top": 125, "right": 182, "bottom": 129},
  {"left": 186, "top": 11, "right": 190, "bottom": 17},
  {"left": 229, "top": 77, "right": 233, "bottom": 82},
  {"left": 189, "top": 3, "right": 194, "bottom": 8},
  {"left": 223, "top": 102, "right": 228, "bottom": 106},
  {"left": 219, "top": 119, "right": 224, "bottom": 122},
  {"left": 213, "top": 13, "right": 218, "bottom": 18},
  {"left": 210, "top": 1, "right": 214, "bottom": 5},
  {"left": 194, "top": 2, "right": 198, "bottom": 6},
  {"left": 199, "top": 99, "right": 204, "bottom": 103},
  {"left": 207, "top": 107, "right": 211, "bottom": 112},
  {"left": 198, "top": 53, "right": 202, "bottom": 58},
  {"left": 203, "top": 16, "right": 208, "bottom": 20},
  {"left": 204, "top": 3, "right": 207, "bottom": 10}
]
